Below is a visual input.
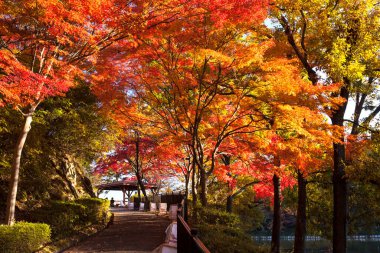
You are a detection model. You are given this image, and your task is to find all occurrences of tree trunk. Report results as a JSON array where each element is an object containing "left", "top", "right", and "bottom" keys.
[
  {"left": 199, "top": 166, "right": 207, "bottom": 206},
  {"left": 134, "top": 134, "right": 147, "bottom": 199},
  {"left": 271, "top": 173, "right": 281, "bottom": 253},
  {"left": 185, "top": 175, "right": 189, "bottom": 203},
  {"left": 191, "top": 158, "right": 197, "bottom": 206},
  {"left": 223, "top": 154, "right": 233, "bottom": 213},
  {"left": 184, "top": 174, "right": 189, "bottom": 221},
  {"left": 332, "top": 86, "right": 349, "bottom": 253},
  {"left": 226, "top": 195, "right": 233, "bottom": 213},
  {"left": 136, "top": 172, "right": 147, "bottom": 199},
  {"left": 332, "top": 142, "right": 347, "bottom": 253},
  {"left": 5, "top": 113, "right": 34, "bottom": 225},
  {"left": 294, "top": 170, "right": 307, "bottom": 253}
]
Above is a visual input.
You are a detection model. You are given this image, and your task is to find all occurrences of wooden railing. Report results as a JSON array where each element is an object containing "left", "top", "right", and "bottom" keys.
[{"left": 177, "top": 207, "right": 211, "bottom": 253}]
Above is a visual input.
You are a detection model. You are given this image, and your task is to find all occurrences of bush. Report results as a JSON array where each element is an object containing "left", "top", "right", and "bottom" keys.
[
  {"left": 198, "top": 224, "right": 269, "bottom": 253},
  {"left": 191, "top": 206, "right": 269, "bottom": 253},
  {"left": 75, "top": 198, "right": 110, "bottom": 225},
  {"left": 196, "top": 207, "right": 240, "bottom": 227},
  {"left": 31, "top": 200, "right": 86, "bottom": 238},
  {"left": 0, "top": 222, "right": 51, "bottom": 253}
]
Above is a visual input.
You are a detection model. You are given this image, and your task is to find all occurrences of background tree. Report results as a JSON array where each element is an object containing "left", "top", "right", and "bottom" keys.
[
  {"left": 271, "top": 1, "right": 380, "bottom": 252},
  {"left": 0, "top": 0, "right": 115, "bottom": 225},
  {"left": 0, "top": 81, "right": 118, "bottom": 221}
]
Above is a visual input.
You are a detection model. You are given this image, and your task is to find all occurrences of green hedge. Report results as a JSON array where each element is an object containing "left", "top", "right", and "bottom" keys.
[
  {"left": 75, "top": 198, "right": 110, "bottom": 225},
  {"left": 32, "top": 201, "right": 86, "bottom": 238},
  {"left": 0, "top": 222, "right": 51, "bottom": 253},
  {"left": 31, "top": 199, "right": 110, "bottom": 239}
]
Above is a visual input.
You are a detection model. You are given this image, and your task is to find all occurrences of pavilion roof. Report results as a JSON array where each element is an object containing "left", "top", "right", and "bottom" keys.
[{"left": 96, "top": 179, "right": 158, "bottom": 191}]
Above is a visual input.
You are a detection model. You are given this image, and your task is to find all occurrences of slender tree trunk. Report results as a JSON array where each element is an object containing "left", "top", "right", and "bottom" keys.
[
  {"left": 332, "top": 86, "right": 349, "bottom": 253},
  {"left": 226, "top": 180, "right": 260, "bottom": 213},
  {"left": 222, "top": 154, "right": 233, "bottom": 213},
  {"left": 226, "top": 195, "right": 233, "bottom": 213},
  {"left": 294, "top": 170, "right": 307, "bottom": 253},
  {"left": 199, "top": 167, "right": 207, "bottom": 206},
  {"left": 191, "top": 159, "right": 197, "bottom": 206},
  {"left": 134, "top": 134, "right": 147, "bottom": 199},
  {"left": 184, "top": 174, "right": 189, "bottom": 221},
  {"left": 136, "top": 172, "right": 147, "bottom": 199},
  {"left": 185, "top": 175, "right": 189, "bottom": 202},
  {"left": 271, "top": 173, "right": 281, "bottom": 253},
  {"left": 5, "top": 113, "right": 34, "bottom": 225}
]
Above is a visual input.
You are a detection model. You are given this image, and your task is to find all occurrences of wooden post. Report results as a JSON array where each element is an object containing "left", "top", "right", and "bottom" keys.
[
  {"left": 127, "top": 190, "right": 132, "bottom": 202},
  {"left": 122, "top": 188, "right": 126, "bottom": 206}
]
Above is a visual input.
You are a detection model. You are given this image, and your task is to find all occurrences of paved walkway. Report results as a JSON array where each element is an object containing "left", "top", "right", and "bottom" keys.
[{"left": 64, "top": 208, "right": 171, "bottom": 253}]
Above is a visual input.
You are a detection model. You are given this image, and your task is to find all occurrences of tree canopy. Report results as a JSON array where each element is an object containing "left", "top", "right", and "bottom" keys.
[{"left": 1, "top": 1, "right": 380, "bottom": 253}]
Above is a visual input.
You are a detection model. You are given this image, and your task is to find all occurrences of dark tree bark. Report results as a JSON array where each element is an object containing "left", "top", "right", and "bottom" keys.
[
  {"left": 332, "top": 143, "right": 347, "bottom": 253},
  {"left": 294, "top": 170, "right": 307, "bottom": 253},
  {"left": 331, "top": 86, "right": 349, "bottom": 253},
  {"left": 191, "top": 158, "right": 197, "bottom": 206},
  {"left": 222, "top": 154, "right": 233, "bottom": 213},
  {"left": 134, "top": 133, "right": 147, "bottom": 199},
  {"left": 226, "top": 195, "right": 233, "bottom": 213},
  {"left": 271, "top": 173, "right": 281, "bottom": 253},
  {"left": 136, "top": 171, "right": 147, "bottom": 199},
  {"left": 199, "top": 166, "right": 207, "bottom": 206}
]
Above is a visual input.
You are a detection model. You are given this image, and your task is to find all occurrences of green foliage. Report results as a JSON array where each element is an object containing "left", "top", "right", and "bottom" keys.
[
  {"left": 233, "top": 190, "right": 265, "bottom": 232},
  {"left": 0, "top": 82, "right": 120, "bottom": 210},
  {"left": 31, "top": 201, "right": 86, "bottom": 238},
  {"left": 192, "top": 206, "right": 268, "bottom": 253},
  {"left": 198, "top": 224, "right": 269, "bottom": 253},
  {"left": 195, "top": 207, "right": 240, "bottom": 227},
  {"left": 348, "top": 182, "right": 380, "bottom": 235},
  {"left": 30, "top": 199, "right": 112, "bottom": 239},
  {"left": 304, "top": 172, "right": 333, "bottom": 239},
  {"left": 346, "top": 135, "right": 380, "bottom": 234},
  {"left": 0, "top": 222, "right": 51, "bottom": 253},
  {"left": 281, "top": 184, "right": 298, "bottom": 218},
  {"left": 75, "top": 198, "right": 110, "bottom": 225}
]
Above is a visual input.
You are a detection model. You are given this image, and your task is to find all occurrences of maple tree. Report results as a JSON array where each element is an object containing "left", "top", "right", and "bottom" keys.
[
  {"left": 271, "top": 1, "right": 380, "bottom": 252},
  {"left": 0, "top": 0, "right": 158, "bottom": 225},
  {"left": 223, "top": 37, "right": 342, "bottom": 251},
  {"left": 125, "top": 35, "right": 274, "bottom": 207},
  {"left": 91, "top": 0, "right": 342, "bottom": 213},
  {"left": 1, "top": 1, "right": 378, "bottom": 252},
  {"left": 92, "top": 6, "right": 343, "bottom": 253},
  {"left": 95, "top": 129, "right": 173, "bottom": 199}
]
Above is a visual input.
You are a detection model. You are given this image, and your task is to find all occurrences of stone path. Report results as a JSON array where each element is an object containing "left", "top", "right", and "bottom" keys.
[{"left": 63, "top": 208, "right": 171, "bottom": 253}]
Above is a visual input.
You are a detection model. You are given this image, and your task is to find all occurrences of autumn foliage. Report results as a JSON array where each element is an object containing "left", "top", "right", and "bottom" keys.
[
  {"left": 4, "top": 4, "right": 374, "bottom": 253},
  {"left": 89, "top": 0, "right": 344, "bottom": 208}
]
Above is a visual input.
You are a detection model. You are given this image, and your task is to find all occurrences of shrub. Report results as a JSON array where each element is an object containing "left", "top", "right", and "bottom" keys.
[
  {"left": 198, "top": 224, "right": 269, "bottom": 253},
  {"left": 196, "top": 207, "right": 240, "bottom": 227},
  {"left": 75, "top": 198, "right": 110, "bottom": 225},
  {"left": 0, "top": 222, "right": 51, "bottom": 253},
  {"left": 31, "top": 200, "right": 86, "bottom": 238}
]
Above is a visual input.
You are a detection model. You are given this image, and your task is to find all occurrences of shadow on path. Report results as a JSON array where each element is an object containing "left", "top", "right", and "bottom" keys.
[{"left": 64, "top": 208, "right": 170, "bottom": 253}]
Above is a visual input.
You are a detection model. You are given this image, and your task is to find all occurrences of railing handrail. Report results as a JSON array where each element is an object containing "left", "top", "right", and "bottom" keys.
[{"left": 177, "top": 206, "right": 211, "bottom": 253}]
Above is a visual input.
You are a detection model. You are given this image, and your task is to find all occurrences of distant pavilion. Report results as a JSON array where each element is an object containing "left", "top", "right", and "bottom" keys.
[{"left": 96, "top": 178, "right": 158, "bottom": 205}]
